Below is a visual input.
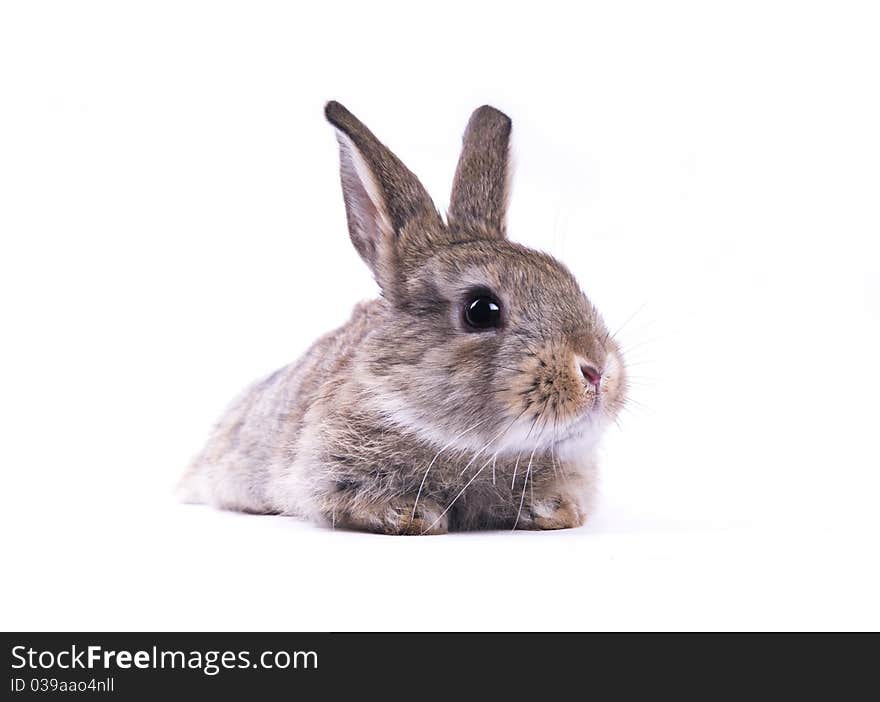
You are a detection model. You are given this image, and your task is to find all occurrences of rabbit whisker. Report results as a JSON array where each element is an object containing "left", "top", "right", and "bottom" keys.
[
  {"left": 420, "top": 456, "right": 494, "bottom": 535},
  {"left": 510, "top": 452, "right": 521, "bottom": 490},
  {"left": 411, "top": 418, "right": 487, "bottom": 523},
  {"left": 609, "top": 301, "right": 650, "bottom": 342},
  {"left": 458, "top": 412, "right": 524, "bottom": 477},
  {"left": 513, "top": 447, "right": 537, "bottom": 530}
]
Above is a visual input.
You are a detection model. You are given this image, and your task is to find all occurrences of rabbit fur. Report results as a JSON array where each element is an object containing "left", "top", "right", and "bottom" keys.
[{"left": 179, "top": 101, "right": 627, "bottom": 534}]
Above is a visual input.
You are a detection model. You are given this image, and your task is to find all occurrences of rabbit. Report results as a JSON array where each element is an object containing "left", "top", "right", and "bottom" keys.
[{"left": 178, "top": 100, "right": 627, "bottom": 534}]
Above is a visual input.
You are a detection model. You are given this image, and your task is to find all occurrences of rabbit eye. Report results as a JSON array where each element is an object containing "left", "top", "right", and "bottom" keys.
[{"left": 464, "top": 295, "right": 502, "bottom": 330}]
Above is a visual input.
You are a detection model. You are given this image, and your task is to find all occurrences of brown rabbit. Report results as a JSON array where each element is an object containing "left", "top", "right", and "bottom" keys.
[{"left": 179, "top": 101, "right": 627, "bottom": 534}]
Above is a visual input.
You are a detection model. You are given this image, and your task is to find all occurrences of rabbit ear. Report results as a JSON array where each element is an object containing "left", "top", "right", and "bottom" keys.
[
  {"left": 325, "top": 101, "right": 443, "bottom": 291},
  {"left": 448, "top": 105, "right": 512, "bottom": 239}
]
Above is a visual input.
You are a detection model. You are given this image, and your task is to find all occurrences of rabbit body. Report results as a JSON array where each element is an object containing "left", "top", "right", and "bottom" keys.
[
  {"left": 180, "top": 102, "right": 626, "bottom": 534},
  {"left": 182, "top": 299, "right": 599, "bottom": 534}
]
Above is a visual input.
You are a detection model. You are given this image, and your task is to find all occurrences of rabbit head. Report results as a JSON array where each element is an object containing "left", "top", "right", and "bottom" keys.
[{"left": 325, "top": 101, "right": 627, "bottom": 458}]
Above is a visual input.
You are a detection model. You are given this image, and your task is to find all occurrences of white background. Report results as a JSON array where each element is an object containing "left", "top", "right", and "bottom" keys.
[{"left": 1, "top": 1, "right": 878, "bottom": 631}]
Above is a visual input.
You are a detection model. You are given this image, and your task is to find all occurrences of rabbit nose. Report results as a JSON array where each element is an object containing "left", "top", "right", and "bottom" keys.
[{"left": 579, "top": 363, "right": 602, "bottom": 388}]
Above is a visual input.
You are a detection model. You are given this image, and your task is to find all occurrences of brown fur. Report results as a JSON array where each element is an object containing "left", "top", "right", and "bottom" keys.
[{"left": 180, "top": 102, "right": 627, "bottom": 534}]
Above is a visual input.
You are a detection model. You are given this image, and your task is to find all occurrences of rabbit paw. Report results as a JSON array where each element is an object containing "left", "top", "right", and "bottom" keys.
[
  {"left": 329, "top": 497, "right": 449, "bottom": 535},
  {"left": 519, "top": 495, "right": 586, "bottom": 531}
]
